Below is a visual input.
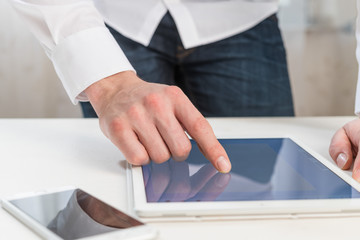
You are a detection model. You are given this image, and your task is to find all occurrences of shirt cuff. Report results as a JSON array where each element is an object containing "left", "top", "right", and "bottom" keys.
[{"left": 51, "top": 27, "right": 134, "bottom": 104}]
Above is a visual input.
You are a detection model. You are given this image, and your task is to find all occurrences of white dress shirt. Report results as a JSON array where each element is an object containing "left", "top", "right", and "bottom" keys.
[{"left": 9, "top": 0, "right": 278, "bottom": 104}]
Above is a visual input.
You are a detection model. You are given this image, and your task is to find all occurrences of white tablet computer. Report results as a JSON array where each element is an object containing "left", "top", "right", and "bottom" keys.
[{"left": 128, "top": 138, "right": 360, "bottom": 219}]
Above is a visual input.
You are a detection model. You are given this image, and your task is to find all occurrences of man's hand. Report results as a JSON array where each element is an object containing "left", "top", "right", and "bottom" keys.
[
  {"left": 84, "top": 71, "right": 232, "bottom": 173},
  {"left": 329, "top": 118, "right": 360, "bottom": 181}
]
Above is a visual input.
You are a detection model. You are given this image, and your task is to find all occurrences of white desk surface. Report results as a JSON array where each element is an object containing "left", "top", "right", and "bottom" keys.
[{"left": 0, "top": 117, "right": 359, "bottom": 240}]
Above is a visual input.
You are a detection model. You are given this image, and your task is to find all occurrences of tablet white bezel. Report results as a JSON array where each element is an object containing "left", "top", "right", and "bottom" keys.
[
  {"left": 129, "top": 136, "right": 360, "bottom": 218},
  {"left": 1, "top": 186, "right": 157, "bottom": 240}
]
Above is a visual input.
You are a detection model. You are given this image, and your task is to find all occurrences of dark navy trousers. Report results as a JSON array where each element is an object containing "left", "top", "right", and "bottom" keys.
[{"left": 81, "top": 12, "right": 294, "bottom": 118}]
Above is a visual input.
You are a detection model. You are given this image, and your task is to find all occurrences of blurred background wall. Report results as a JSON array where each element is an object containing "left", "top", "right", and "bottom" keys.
[
  {"left": 0, "top": 0, "right": 358, "bottom": 118},
  {"left": 0, "top": 0, "right": 82, "bottom": 117},
  {"left": 279, "top": 0, "right": 358, "bottom": 116}
]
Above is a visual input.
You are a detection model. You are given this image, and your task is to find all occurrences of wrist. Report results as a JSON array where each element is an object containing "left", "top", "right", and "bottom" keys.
[{"left": 84, "top": 70, "right": 140, "bottom": 115}]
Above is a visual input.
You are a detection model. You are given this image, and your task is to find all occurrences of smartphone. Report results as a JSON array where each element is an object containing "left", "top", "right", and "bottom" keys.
[{"left": 1, "top": 187, "right": 157, "bottom": 240}]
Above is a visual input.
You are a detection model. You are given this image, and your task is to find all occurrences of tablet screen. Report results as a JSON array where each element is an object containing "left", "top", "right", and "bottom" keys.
[{"left": 142, "top": 138, "right": 360, "bottom": 202}]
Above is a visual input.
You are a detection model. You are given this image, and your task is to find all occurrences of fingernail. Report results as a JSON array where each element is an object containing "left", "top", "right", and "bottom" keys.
[
  {"left": 216, "top": 156, "right": 231, "bottom": 173},
  {"left": 336, "top": 153, "right": 347, "bottom": 169}
]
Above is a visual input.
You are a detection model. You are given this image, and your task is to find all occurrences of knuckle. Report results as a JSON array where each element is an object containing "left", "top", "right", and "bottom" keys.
[
  {"left": 127, "top": 153, "right": 149, "bottom": 166},
  {"left": 151, "top": 151, "right": 171, "bottom": 164},
  {"left": 165, "top": 85, "right": 183, "bottom": 98},
  {"left": 173, "top": 140, "right": 192, "bottom": 158},
  {"left": 144, "top": 93, "right": 164, "bottom": 111},
  {"left": 108, "top": 118, "right": 126, "bottom": 133},
  {"left": 126, "top": 105, "right": 142, "bottom": 120},
  {"left": 192, "top": 117, "right": 210, "bottom": 135}
]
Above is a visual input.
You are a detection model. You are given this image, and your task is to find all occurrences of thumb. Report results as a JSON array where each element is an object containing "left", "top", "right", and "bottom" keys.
[{"left": 329, "top": 127, "right": 353, "bottom": 170}]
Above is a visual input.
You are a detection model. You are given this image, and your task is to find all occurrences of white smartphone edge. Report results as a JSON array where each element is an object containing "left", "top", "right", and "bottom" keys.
[
  {"left": 128, "top": 136, "right": 360, "bottom": 219},
  {"left": 1, "top": 186, "right": 158, "bottom": 240}
]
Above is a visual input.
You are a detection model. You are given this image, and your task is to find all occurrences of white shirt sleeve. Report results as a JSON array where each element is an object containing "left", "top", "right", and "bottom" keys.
[
  {"left": 355, "top": 0, "right": 360, "bottom": 115},
  {"left": 9, "top": 0, "right": 135, "bottom": 104}
]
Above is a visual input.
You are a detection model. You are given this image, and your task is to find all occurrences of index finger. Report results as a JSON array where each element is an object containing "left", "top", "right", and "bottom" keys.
[{"left": 173, "top": 93, "right": 231, "bottom": 173}]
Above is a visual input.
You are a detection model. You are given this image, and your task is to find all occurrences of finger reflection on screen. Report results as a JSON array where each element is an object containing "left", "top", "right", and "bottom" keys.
[{"left": 144, "top": 159, "right": 231, "bottom": 202}]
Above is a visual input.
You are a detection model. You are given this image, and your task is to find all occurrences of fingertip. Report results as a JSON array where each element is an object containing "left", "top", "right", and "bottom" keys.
[{"left": 216, "top": 156, "right": 232, "bottom": 173}]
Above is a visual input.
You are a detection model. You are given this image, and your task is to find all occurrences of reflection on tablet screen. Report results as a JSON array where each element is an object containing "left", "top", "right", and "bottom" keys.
[{"left": 142, "top": 138, "right": 360, "bottom": 202}]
